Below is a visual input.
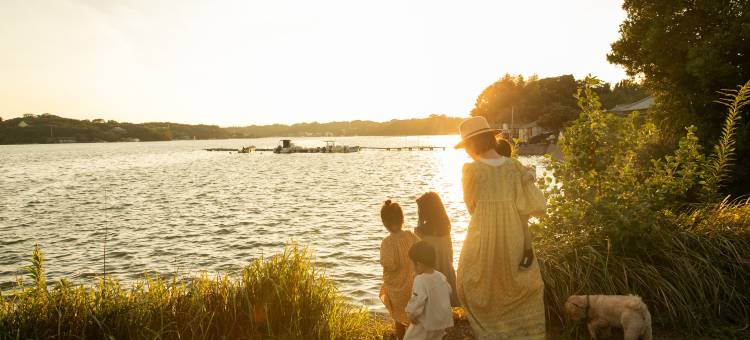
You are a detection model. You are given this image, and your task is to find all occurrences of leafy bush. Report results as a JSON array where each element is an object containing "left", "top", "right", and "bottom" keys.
[
  {"left": 0, "top": 244, "right": 384, "bottom": 339},
  {"left": 535, "top": 77, "right": 750, "bottom": 334}
]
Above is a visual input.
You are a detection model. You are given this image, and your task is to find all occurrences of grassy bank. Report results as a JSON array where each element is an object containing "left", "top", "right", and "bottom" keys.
[
  {"left": 0, "top": 244, "right": 385, "bottom": 340},
  {"left": 537, "top": 199, "right": 750, "bottom": 337}
]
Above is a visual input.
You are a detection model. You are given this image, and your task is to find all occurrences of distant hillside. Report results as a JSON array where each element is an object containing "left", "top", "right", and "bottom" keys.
[
  {"left": 224, "top": 114, "right": 463, "bottom": 138},
  {"left": 0, "top": 114, "right": 463, "bottom": 144}
]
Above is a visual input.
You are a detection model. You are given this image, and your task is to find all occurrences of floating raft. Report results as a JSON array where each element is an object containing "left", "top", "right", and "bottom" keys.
[{"left": 274, "top": 140, "right": 360, "bottom": 154}]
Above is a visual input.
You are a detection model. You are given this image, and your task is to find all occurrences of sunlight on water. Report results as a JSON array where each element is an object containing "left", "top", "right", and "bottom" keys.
[{"left": 0, "top": 136, "right": 547, "bottom": 311}]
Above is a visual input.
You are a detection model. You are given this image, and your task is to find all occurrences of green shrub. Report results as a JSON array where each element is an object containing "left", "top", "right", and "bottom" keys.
[
  {"left": 536, "top": 77, "right": 750, "bottom": 335},
  {"left": 0, "top": 244, "right": 384, "bottom": 340}
]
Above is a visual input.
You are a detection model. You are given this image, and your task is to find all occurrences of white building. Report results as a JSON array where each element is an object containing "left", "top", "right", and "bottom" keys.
[{"left": 497, "top": 121, "right": 548, "bottom": 143}]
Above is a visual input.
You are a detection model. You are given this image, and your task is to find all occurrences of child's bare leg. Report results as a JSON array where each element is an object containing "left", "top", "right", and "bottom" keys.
[{"left": 394, "top": 321, "right": 406, "bottom": 340}]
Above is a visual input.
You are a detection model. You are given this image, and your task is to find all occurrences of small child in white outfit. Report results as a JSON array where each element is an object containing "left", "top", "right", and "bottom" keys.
[{"left": 404, "top": 241, "right": 454, "bottom": 340}]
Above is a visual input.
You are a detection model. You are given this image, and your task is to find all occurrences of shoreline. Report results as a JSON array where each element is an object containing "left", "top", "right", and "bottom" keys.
[{"left": 0, "top": 134, "right": 459, "bottom": 146}]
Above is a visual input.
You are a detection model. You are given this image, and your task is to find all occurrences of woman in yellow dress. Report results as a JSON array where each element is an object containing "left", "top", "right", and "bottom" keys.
[{"left": 454, "top": 117, "right": 547, "bottom": 339}]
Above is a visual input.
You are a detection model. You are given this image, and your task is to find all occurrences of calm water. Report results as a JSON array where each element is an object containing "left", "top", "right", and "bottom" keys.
[{"left": 0, "top": 136, "right": 543, "bottom": 310}]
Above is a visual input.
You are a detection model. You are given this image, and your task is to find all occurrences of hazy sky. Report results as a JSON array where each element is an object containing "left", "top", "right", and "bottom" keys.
[{"left": 0, "top": 0, "right": 627, "bottom": 126}]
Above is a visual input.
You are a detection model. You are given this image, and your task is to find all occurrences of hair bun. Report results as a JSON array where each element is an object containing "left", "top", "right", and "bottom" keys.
[{"left": 384, "top": 199, "right": 392, "bottom": 205}]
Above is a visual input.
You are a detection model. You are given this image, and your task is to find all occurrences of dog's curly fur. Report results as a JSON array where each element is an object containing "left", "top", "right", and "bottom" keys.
[{"left": 565, "top": 295, "right": 652, "bottom": 340}]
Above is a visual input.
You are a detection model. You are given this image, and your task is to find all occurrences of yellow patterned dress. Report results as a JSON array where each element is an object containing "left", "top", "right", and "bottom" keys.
[
  {"left": 457, "top": 159, "right": 547, "bottom": 339},
  {"left": 380, "top": 229, "right": 420, "bottom": 324}
]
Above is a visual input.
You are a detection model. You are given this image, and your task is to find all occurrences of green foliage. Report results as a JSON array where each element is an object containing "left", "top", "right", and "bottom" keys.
[
  {"left": 598, "top": 79, "right": 649, "bottom": 109},
  {"left": 540, "top": 76, "right": 661, "bottom": 247},
  {"left": 647, "top": 125, "right": 706, "bottom": 206},
  {"left": 608, "top": 0, "right": 750, "bottom": 195},
  {"left": 701, "top": 81, "right": 750, "bottom": 201},
  {"left": 541, "top": 77, "right": 748, "bottom": 246},
  {"left": 0, "top": 244, "right": 385, "bottom": 339},
  {"left": 470, "top": 74, "right": 648, "bottom": 132},
  {"left": 536, "top": 77, "right": 750, "bottom": 334}
]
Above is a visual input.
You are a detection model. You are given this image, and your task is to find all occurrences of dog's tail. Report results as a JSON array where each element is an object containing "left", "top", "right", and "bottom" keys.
[
  {"left": 626, "top": 296, "right": 651, "bottom": 322},
  {"left": 626, "top": 296, "right": 653, "bottom": 339}
]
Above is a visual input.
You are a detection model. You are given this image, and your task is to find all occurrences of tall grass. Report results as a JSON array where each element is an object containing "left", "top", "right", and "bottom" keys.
[
  {"left": 0, "top": 244, "right": 385, "bottom": 339},
  {"left": 538, "top": 199, "right": 750, "bottom": 333}
]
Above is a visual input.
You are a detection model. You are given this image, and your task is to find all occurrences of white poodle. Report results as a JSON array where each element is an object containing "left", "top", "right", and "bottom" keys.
[{"left": 565, "top": 294, "right": 652, "bottom": 340}]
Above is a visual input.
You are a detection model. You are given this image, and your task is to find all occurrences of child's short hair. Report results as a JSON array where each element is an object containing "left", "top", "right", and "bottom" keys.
[
  {"left": 495, "top": 137, "right": 512, "bottom": 157},
  {"left": 408, "top": 241, "right": 436, "bottom": 268},
  {"left": 381, "top": 199, "right": 404, "bottom": 232}
]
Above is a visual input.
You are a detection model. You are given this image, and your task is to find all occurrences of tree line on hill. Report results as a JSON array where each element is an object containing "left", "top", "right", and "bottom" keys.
[
  {"left": 0, "top": 114, "right": 464, "bottom": 144},
  {"left": 470, "top": 74, "right": 648, "bottom": 131},
  {"left": 0, "top": 114, "right": 228, "bottom": 144},
  {"left": 223, "top": 114, "right": 463, "bottom": 138}
]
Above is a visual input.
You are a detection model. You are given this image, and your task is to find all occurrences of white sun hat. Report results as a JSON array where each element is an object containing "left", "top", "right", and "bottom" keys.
[{"left": 455, "top": 116, "right": 499, "bottom": 149}]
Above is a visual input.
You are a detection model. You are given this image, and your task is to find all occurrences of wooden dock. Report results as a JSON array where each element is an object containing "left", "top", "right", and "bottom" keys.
[
  {"left": 206, "top": 146, "right": 447, "bottom": 152},
  {"left": 204, "top": 147, "right": 274, "bottom": 152},
  {"left": 361, "top": 146, "right": 447, "bottom": 151},
  {"left": 204, "top": 148, "right": 240, "bottom": 152}
]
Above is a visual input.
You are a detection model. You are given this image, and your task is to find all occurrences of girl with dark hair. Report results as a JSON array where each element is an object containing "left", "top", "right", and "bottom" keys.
[
  {"left": 379, "top": 199, "right": 419, "bottom": 340},
  {"left": 454, "top": 117, "right": 547, "bottom": 339},
  {"left": 415, "top": 192, "right": 459, "bottom": 307}
]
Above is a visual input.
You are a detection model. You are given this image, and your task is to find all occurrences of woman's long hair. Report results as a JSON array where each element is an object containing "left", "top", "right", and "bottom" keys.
[{"left": 416, "top": 192, "right": 451, "bottom": 237}]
